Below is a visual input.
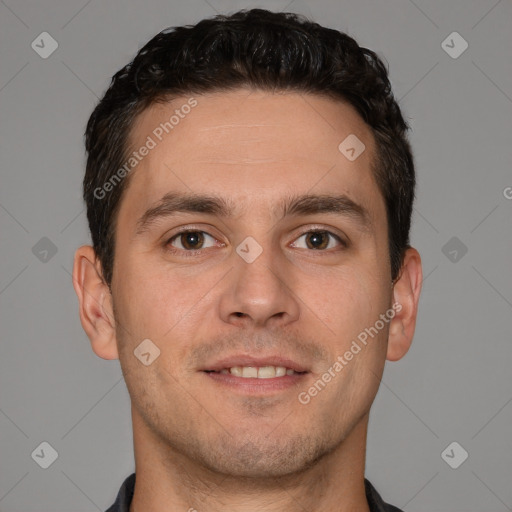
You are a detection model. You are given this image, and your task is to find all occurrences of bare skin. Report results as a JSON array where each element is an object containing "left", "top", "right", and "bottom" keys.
[{"left": 73, "top": 89, "right": 422, "bottom": 512}]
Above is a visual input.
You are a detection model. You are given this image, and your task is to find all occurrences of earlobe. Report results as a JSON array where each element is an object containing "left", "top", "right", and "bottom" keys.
[
  {"left": 386, "top": 247, "right": 423, "bottom": 362},
  {"left": 72, "top": 245, "right": 119, "bottom": 360}
]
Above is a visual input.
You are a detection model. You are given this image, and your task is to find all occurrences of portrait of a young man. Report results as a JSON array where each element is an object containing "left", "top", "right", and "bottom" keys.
[{"left": 73, "top": 9, "right": 422, "bottom": 512}]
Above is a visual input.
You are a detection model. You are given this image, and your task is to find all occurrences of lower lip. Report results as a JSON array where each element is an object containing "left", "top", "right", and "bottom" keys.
[{"left": 202, "top": 371, "right": 309, "bottom": 394}]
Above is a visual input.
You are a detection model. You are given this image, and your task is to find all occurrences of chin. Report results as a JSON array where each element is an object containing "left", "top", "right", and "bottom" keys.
[{"left": 191, "top": 432, "right": 335, "bottom": 479}]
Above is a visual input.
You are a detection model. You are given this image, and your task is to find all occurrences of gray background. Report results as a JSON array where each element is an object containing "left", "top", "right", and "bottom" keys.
[{"left": 1, "top": 0, "right": 511, "bottom": 510}]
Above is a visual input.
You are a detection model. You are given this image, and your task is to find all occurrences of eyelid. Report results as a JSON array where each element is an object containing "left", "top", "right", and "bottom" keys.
[
  {"left": 166, "top": 227, "right": 224, "bottom": 251},
  {"left": 164, "top": 224, "right": 222, "bottom": 242},
  {"left": 289, "top": 224, "right": 349, "bottom": 247},
  {"left": 164, "top": 224, "right": 348, "bottom": 255}
]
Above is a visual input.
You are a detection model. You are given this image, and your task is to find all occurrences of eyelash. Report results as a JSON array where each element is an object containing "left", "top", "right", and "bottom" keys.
[{"left": 164, "top": 228, "right": 347, "bottom": 258}]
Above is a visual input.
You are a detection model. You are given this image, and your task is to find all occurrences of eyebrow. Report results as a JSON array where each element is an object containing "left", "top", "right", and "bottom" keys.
[{"left": 135, "top": 191, "right": 373, "bottom": 235}]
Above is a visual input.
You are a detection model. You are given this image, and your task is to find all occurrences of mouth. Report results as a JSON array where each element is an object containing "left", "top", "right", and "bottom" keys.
[
  {"left": 204, "top": 365, "right": 306, "bottom": 378},
  {"left": 200, "top": 356, "right": 310, "bottom": 394}
]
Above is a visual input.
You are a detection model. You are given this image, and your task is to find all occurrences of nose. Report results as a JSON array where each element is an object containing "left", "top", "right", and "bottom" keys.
[{"left": 218, "top": 241, "right": 301, "bottom": 329}]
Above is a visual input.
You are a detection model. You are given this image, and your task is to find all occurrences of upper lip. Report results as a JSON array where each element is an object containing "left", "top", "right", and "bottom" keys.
[{"left": 202, "top": 355, "right": 309, "bottom": 373}]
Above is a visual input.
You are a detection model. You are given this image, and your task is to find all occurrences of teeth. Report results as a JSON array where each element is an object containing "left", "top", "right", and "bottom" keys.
[
  {"left": 225, "top": 366, "right": 296, "bottom": 378},
  {"left": 242, "top": 366, "right": 258, "bottom": 378},
  {"left": 275, "top": 366, "right": 286, "bottom": 377},
  {"left": 230, "top": 366, "right": 243, "bottom": 377},
  {"left": 257, "top": 366, "right": 276, "bottom": 378}
]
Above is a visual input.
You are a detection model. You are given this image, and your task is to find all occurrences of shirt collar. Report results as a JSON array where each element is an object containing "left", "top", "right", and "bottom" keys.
[{"left": 105, "top": 473, "right": 403, "bottom": 512}]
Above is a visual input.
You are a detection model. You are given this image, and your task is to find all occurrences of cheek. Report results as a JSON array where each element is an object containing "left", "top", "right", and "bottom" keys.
[
  {"left": 307, "top": 265, "right": 389, "bottom": 344},
  {"left": 115, "top": 258, "right": 217, "bottom": 343}
]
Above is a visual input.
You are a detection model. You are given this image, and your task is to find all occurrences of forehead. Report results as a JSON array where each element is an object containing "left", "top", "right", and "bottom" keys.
[{"left": 120, "top": 89, "right": 384, "bottom": 227}]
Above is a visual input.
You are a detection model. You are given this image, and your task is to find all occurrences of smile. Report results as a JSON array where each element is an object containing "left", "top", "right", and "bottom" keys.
[{"left": 205, "top": 366, "right": 304, "bottom": 378}]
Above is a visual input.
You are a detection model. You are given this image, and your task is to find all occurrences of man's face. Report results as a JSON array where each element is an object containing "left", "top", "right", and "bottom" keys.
[{"left": 110, "top": 89, "right": 393, "bottom": 477}]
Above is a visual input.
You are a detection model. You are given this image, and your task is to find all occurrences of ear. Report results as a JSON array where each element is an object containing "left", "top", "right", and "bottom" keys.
[
  {"left": 386, "top": 247, "right": 422, "bottom": 361},
  {"left": 72, "top": 245, "right": 119, "bottom": 360}
]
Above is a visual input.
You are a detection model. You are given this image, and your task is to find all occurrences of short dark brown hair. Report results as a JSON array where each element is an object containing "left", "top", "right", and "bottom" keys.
[{"left": 84, "top": 8, "right": 415, "bottom": 287}]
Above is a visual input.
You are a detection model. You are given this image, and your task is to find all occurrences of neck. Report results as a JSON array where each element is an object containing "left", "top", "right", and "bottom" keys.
[{"left": 128, "top": 411, "right": 371, "bottom": 512}]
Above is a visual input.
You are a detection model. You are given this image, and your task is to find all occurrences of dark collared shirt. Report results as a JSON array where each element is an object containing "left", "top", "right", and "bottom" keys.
[{"left": 105, "top": 473, "right": 404, "bottom": 512}]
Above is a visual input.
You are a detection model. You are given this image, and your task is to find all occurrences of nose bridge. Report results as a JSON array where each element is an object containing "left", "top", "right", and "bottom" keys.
[{"left": 218, "top": 230, "right": 300, "bottom": 328}]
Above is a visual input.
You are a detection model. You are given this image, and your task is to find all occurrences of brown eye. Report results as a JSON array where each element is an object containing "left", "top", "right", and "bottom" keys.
[
  {"left": 291, "top": 230, "right": 345, "bottom": 250},
  {"left": 305, "top": 231, "right": 329, "bottom": 250},
  {"left": 167, "top": 231, "right": 216, "bottom": 251}
]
